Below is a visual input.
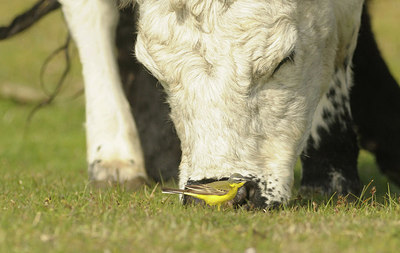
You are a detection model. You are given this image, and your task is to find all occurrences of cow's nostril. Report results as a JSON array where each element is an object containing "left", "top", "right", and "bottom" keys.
[
  {"left": 229, "top": 183, "right": 249, "bottom": 206},
  {"left": 227, "top": 181, "right": 259, "bottom": 209}
]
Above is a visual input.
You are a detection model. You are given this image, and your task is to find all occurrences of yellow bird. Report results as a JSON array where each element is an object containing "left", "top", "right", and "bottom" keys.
[{"left": 161, "top": 173, "right": 247, "bottom": 211}]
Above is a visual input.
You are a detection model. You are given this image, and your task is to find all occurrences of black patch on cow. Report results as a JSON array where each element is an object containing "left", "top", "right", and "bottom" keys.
[
  {"left": 301, "top": 105, "right": 361, "bottom": 195},
  {"left": 326, "top": 88, "right": 336, "bottom": 100},
  {"left": 116, "top": 6, "right": 181, "bottom": 182},
  {"left": 322, "top": 109, "right": 332, "bottom": 120}
]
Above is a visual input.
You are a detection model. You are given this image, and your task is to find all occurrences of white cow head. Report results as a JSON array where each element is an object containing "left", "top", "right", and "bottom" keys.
[{"left": 135, "top": 0, "right": 363, "bottom": 207}]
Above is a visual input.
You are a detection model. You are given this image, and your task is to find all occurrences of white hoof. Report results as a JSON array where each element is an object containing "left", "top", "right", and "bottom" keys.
[{"left": 89, "top": 159, "right": 148, "bottom": 189}]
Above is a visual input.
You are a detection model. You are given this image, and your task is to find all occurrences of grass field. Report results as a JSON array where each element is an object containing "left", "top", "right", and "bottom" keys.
[{"left": 1, "top": 1, "right": 400, "bottom": 252}]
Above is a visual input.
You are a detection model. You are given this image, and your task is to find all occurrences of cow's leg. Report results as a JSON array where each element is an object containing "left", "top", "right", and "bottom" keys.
[
  {"left": 300, "top": 38, "right": 363, "bottom": 196},
  {"left": 351, "top": 5, "right": 400, "bottom": 186},
  {"left": 116, "top": 7, "right": 180, "bottom": 182},
  {"left": 60, "top": 0, "right": 147, "bottom": 187},
  {"left": 300, "top": 83, "right": 361, "bottom": 196}
]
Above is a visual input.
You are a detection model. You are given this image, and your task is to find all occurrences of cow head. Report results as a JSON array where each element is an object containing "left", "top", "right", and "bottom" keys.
[{"left": 135, "top": 0, "right": 363, "bottom": 208}]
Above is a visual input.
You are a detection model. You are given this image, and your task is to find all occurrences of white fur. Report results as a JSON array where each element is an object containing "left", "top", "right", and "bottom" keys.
[
  {"left": 329, "top": 171, "right": 346, "bottom": 194},
  {"left": 60, "top": 0, "right": 364, "bottom": 206},
  {"left": 135, "top": 0, "right": 363, "bottom": 205},
  {"left": 60, "top": 0, "right": 147, "bottom": 183}
]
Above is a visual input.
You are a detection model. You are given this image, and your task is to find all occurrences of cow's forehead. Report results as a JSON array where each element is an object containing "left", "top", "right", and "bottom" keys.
[
  {"left": 138, "top": 0, "right": 299, "bottom": 37},
  {"left": 135, "top": 0, "right": 314, "bottom": 86}
]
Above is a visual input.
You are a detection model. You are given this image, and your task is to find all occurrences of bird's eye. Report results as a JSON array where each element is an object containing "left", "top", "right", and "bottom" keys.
[{"left": 272, "top": 50, "right": 295, "bottom": 75}]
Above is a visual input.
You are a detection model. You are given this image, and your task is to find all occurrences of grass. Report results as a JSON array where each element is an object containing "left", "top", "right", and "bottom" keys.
[
  {"left": 1, "top": 0, "right": 400, "bottom": 252},
  {"left": 1, "top": 173, "right": 400, "bottom": 253}
]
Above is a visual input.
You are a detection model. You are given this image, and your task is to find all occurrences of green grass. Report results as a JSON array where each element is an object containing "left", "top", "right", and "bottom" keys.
[
  {"left": 1, "top": 171, "right": 400, "bottom": 253},
  {"left": 1, "top": 0, "right": 400, "bottom": 252}
]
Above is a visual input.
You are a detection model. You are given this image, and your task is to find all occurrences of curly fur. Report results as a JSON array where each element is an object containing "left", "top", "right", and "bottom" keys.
[
  {"left": 59, "top": 0, "right": 365, "bottom": 207},
  {"left": 135, "top": 0, "right": 364, "bottom": 206}
]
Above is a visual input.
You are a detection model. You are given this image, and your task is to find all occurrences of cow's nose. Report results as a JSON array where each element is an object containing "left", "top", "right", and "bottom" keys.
[{"left": 226, "top": 181, "right": 258, "bottom": 210}]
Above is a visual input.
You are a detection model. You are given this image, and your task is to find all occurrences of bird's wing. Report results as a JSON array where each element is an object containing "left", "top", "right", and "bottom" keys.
[
  {"left": 185, "top": 184, "right": 228, "bottom": 196},
  {"left": 206, "top": 180, "right": 233, "bottom": 191},
  {"left": 161, "top": 187, "right": 185, "bottom": 194}
]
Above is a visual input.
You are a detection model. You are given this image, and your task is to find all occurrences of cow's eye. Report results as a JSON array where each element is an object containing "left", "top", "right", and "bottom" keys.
[{"left": 272, "top": 51, "right": 295, "bottom": 75}]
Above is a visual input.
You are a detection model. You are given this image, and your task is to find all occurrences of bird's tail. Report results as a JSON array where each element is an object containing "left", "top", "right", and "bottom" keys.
[{"left": 161, "top": 187, "right": 185, "bottom": 195}]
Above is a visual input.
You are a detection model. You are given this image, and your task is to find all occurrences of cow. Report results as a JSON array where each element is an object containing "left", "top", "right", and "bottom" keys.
[{"left": 50, "top": 0, "right": 400, "bottom": 208}]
